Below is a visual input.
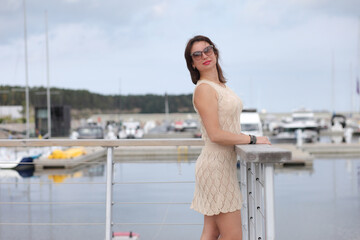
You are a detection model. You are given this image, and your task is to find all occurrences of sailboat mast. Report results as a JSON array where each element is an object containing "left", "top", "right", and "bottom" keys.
[
  {"left": 331, "top": 52, "right": 335, "bottom": 114},
  {"left": 350, "top": 63, "right": 353, "bottom": 114},
  {"left": 165, "top": 92, "right": 169, "bottom": 122},
  {"left": 45, "top": 10, "right": 51, "bottom": 138},
  {"left": 23, "top": 0, "right": 30, "bottom": 138},
  {"left": 357, "top": 17, "right": 360, "bottom": 113}
]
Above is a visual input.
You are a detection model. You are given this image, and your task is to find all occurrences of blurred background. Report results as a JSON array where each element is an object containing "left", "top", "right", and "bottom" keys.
[{"left": 0, "top": 1, "right": 360, "bottom": 240}]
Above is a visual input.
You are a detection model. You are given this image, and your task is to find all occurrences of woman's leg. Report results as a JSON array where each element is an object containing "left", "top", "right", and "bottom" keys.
[
  {"left": 200, "top": 215, "right": 220, "bottom": 240},
  {"left": 215, "top": 210, "right": 242, "bottom": 240}
]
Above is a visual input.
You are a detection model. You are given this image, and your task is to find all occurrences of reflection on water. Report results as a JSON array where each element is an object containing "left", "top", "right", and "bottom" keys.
[{"left": 0, "top": 157, "right": 359, "bottom": 240}]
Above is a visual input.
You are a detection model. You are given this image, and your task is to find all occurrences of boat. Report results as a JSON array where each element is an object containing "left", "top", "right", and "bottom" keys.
[
  {"left": 118, "top": 121, "right": 144, "bottom": 139},
  {"left": 273, "top": 109, "right": 320, "bottom": 143},
  {"left": 330, "top": 114, "right": 346, "bottom": 143},
  {"left": 113, "top": 231, "right": 140, "bottom": 240},
  {"left": 70, "top": 125, "right": 104, "bottom": 139},
  {"left": 15, "top": 155, "right": 40, "bottom": 171},
  {"left": 143, "top": 120, "right": 157, "bottom": 134},
  {"left": 0, "top": 148, "right": 42, "bottom": 169},
  {"left": 105, "top": 124, "right": 118, "bottom": 140},
  {"left": 173, "top": 120, "right": 184, "bottom": 132},
  {"left": 240, "top": 109, "right": 263, "bottom": 136},
  {"left": 346, "top": 117, "right": 360, "bottom": 136},
  {"left": 182, "top": 119, "right": 199, "bottom": 132}
]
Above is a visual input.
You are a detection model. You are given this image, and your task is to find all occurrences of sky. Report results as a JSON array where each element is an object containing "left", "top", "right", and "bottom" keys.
[{"left": 0, "top": 0, "right": 360, "bottom": 112}]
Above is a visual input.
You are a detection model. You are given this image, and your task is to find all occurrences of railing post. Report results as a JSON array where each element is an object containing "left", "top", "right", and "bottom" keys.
[
  {"left": 254, "top": 163, "right": 264, "bottom": 240},
  {"left": 235, "top": 144, "right": 291, "bottom": 240},
  {"left": 264, "top": 163, "right": 275, "bottom": 240},
  {"left": 105, "top": 147, "right": 114, "bottom": 240},
  {"left": 247, "top": 162, "right": 255, "bottom": 240},
  {"left": 239, "top": 159, "right": 248, "bottom": 240}
]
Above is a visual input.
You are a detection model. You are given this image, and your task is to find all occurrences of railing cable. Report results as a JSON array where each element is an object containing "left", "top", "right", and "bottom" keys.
[
  {"left": 0, "top": 201, "right": 192, "bottom": 205},
  {"left": 0, "top": 222, "right": 202, "bottom": 226},
  {"left": 0, "top": 180, "right": 195, "bottom": 185}
]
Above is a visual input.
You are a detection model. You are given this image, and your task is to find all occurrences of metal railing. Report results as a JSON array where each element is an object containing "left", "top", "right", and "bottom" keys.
[
  {"left": 0, "top": 139, "right": 291, "bottom": 240},
  {"left": 236, "top": 145, "right": 291, "bottom": 240}
]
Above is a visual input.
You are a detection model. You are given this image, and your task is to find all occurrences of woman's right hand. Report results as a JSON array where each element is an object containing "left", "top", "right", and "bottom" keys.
[{"left": 256, "top": 136, "right": 271, "bottom": 145}]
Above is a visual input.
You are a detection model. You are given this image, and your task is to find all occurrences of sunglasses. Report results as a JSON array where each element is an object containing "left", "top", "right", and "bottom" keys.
[{"left": 190, "top": 45, "right": 214, "bottom": 61}]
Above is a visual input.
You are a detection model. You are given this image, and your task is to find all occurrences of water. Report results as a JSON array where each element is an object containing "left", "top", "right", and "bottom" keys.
[
  {"left": 0, "top": 157, "right": 360, "bottom": 240},
  {"left": 275, "top": 159, "right": 360, "bottom": 240}
]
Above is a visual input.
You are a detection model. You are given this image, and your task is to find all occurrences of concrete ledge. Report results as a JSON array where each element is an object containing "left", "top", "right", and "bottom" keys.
[{"left": 235, "top": 144, "right": 292, "bottom": 163}]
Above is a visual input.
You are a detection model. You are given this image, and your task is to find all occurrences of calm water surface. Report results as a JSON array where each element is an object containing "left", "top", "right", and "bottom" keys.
[{"left": 0, "top": 156, "right": 360, "bottom": 240}]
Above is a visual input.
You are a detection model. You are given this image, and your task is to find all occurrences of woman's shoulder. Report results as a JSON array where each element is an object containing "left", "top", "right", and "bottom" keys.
[
  {"left": 194, "top": 80, "right": 219, "bottom": 95},
  {"left": 193, "top": 82, "right": 218, "bottom": 110},
  {"left": 194, "top": 81, "right": 216, "bottom": 96}
]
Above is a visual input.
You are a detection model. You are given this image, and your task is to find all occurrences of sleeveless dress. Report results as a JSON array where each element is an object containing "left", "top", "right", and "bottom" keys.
[{"left": 190, "top": 79, "right": 243, "bottom": 216}]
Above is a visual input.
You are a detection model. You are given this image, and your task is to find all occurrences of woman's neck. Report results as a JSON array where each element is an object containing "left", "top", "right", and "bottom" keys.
[{"left": 200, "top": 68, "right": 220, "bottom": 83}]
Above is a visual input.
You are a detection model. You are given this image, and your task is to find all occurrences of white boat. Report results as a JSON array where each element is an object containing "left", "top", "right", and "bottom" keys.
[
  {"left": 0, "top": 147, "right": 50, "bottom": 169},
  {"left": 118, "top": 121, "right": 144, "bottom": 139},
  {"left": 330, "top": 114, "right": 346, "bottom": 143},
  {"left": 0, "top": 148, "right": 36, "bottom": 169},
  {"left": 182, "top": 119, "right": 199, "bottom": 131},
  {"left": 274, "top": 109, "right": 320, "bottom": 143},
  {"left": 240, "top": 109, "right": 263, "bottom": 136}
]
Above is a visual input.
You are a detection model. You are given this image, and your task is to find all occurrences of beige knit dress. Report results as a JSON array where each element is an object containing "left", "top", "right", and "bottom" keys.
[{"left": 190, "top": 79, "right": 243, "bottom": 216}]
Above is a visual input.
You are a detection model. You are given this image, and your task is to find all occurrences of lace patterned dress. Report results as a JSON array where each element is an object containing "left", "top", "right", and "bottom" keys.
[{"left": 190, "top": 79, "right": 243, "bottom": 216}]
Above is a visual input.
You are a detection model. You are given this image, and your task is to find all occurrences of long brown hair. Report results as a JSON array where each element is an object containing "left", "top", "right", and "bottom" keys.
[{"left": 184, "top": 35, "right": 226, "bottom": 85}]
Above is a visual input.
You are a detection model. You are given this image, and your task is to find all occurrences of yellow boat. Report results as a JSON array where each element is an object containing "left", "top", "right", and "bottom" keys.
[{"left": 48, "top": 147, "right": 86, "bottom": 159}]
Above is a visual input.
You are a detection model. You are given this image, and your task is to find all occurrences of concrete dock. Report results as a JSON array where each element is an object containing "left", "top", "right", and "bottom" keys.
[
  {"left": 273, "top": 144, "right": 314, "bottom": 167},
  {"left": 34, "top": 147, "right": 106, "bottom": 170},
  {"left": 301, "top": 143, "right": 360, "bottom": 158}
]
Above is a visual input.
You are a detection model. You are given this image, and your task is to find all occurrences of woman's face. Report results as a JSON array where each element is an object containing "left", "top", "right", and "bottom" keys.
[{"left": 190, "top": 41, "right": 217, "bottom": 73}]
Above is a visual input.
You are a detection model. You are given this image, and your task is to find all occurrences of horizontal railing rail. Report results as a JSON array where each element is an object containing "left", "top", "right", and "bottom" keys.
[{"left": 0, "top": 139, "right": 291, "bottom": 240}]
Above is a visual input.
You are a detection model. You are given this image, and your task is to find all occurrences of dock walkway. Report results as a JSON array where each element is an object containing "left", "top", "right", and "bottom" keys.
[{"left": 301, "top": 143, "right": 360, "bottom": 158}]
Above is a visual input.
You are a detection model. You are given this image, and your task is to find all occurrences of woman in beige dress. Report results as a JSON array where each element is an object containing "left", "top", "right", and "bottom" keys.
[{"left": 184, "top": 35, "right": 271, "bottom": 240}]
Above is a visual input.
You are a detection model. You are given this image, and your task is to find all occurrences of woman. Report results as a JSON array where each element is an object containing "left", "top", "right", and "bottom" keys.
[{"left": 184, "top": 35, "right": 271, "bottom": 240}]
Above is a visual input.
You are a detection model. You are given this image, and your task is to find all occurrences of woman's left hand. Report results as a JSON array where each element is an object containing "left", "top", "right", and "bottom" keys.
[{"left": 256, "top": 136, "right": 271, "bottom": 145}]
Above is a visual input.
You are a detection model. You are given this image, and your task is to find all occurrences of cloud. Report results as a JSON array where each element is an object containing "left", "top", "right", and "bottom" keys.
[
  {"left": 237, "top": 0, "right": 360, "bottom": 29},
  {"left": 152, "top": 1, "right": 168, "bottom": 16},
  {"left": 0, "top": 0, "right": 21, "bottom": 12},
  {"left": 0, "top": 0, "right": 359, "bottom": 111}
]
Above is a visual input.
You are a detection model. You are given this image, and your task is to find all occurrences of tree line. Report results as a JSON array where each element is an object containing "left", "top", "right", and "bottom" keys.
[{"left": 0, "top": 85, "right": 194, "bottom": 113}]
